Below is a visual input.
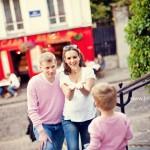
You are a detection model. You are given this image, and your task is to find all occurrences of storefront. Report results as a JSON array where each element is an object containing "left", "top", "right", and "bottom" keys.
[{"left": 0, "top": 27, "right": 95, "bottom": 81}]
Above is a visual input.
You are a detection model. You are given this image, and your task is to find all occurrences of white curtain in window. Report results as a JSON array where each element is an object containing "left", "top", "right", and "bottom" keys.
[
  {"left": 3, "top": 0, "right": 23, "bottom": 31},
  {"left": 3, "top": 0, "right": 13, "bottom": 24},
  {"left": 47, "top": 0, "right": 66, "bottom": 24}
]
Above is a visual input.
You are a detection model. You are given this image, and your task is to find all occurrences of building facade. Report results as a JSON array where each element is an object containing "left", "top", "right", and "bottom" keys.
[{"left": 0, "top": 0, "right": 95, "bottom": 80}]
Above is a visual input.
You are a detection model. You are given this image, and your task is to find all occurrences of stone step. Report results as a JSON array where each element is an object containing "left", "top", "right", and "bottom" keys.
[
  {"left": 129, "top": 147, "right": 150, "bottom": 150},
  {"left": 0, "top": 135, "right": 67, "bottom": 150},
  {"left": 0, "top": 135, "right": 150, "bottom": 150}
]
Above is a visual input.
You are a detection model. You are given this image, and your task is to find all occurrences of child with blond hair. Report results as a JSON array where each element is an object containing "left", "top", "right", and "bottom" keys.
[{"left": 87, "top": 83, "right": 133, "bottom": 150}]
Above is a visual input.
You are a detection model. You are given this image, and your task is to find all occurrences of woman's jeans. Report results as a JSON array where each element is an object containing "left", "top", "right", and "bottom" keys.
[
  {"left": 62, "top": 118, "right": 92, "bottom": 150},
  {"left": 34, "top": 123, "right": 64, "bottom": 150}
]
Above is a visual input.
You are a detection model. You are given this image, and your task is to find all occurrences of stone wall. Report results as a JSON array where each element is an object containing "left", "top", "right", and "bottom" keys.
[
  {"left": 104, "top": 55, "right": 118, "bottom": 70},
  {"left": 112, "top": 6, "right": 130, "bottom": 68}
]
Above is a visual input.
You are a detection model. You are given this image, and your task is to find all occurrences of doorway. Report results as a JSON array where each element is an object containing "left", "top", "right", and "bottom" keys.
[{"left": 10, "top": 51, "right": 29, "bottom": 85}]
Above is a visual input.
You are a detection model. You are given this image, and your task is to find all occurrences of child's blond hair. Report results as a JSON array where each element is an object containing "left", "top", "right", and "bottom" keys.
[{"left": 91, "top": 83, "right": 117, "bottom": 111}]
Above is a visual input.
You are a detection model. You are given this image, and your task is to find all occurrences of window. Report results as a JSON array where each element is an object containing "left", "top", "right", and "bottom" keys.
[
  {"left": 2, "top": 0, "right": 24, "bottom": 33},
  {"left": 47, "top": 0, "right": 66, "bottom": 25}
]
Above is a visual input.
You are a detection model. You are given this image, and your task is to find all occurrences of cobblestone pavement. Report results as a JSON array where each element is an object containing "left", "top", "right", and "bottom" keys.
[{"left": 0, "top": 68, "right": 150, "bottom": 150}]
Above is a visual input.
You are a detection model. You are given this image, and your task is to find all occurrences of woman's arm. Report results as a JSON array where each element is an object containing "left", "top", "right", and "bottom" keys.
[
  {"left": 60, "top": 83, "right": 75, "bottom": 100},
  {"left": 77, "top": 78, "right": 95, "bottom": 96}
]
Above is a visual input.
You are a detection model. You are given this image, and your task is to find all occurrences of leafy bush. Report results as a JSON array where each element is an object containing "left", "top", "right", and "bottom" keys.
[
  {"left": 90, "top": 2, "right": 111, "bottom": 25},
  {"left": 90, "top": 0, "right": 130, "bottom": 25},
  {"left": 125, "top": 0, "right": 150, "bottom": 79}
]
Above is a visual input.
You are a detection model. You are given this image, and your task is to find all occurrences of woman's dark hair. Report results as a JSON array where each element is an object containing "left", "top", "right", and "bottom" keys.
[{"left": 62, "top": 45, "right": 85, "bottom": 75}]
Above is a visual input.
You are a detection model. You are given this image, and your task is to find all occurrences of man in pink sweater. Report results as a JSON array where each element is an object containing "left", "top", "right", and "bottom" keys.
[{"left": 27, "top": 52, "right": 65, "bottom": 150}]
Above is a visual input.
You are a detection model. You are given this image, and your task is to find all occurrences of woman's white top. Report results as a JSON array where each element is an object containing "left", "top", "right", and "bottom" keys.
[{"left": 60, "top": 67, "right": 96, "bottom": 122}]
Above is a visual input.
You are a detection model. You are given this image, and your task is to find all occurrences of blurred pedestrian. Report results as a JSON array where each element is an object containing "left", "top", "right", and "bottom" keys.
[
  {"left": 60, "top": 45, "right": 96, "bottom": 150},
  {"left": 6, "top": 73, "right": 20, "bottom": 97},
  {"left": 27, "top": 52, "right": 65, "bottom": 150},
  {"left": 87, "top": 83, "right": 133, "bottom": 150},
  {"left": 96, "top": 53, "right": 105, "bottom": 70},
  {"left": 93, "top": 53, "right": 105, "bottom": 78}
]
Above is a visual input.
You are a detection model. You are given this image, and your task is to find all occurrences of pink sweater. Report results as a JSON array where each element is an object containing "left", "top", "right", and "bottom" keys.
[
  {"left": 27, "top": 73, "right": 64, "bottom": 131},
  {"left": 88, "top": 112, "right": 133, "bottom": 150}
]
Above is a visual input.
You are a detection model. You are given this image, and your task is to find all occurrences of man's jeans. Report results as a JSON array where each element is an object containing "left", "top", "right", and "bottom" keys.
[
  {"left": 34, "top": 123, "right": 64, "bottom": 150},
  {"left": 62, "top": 118, "right": 92, "bottom": 150}
]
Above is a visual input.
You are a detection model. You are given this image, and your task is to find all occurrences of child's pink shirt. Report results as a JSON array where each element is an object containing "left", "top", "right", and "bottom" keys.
[
  {"left": 88, "top": 112, "right": 133, "bottom": 150},
  {"left": 27, "top": 73, "right": 65, "bottom": 131}
]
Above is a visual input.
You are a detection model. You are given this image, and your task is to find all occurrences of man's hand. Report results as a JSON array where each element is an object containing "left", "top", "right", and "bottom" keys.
[{"left": 39, "top": 130, "right": 52, "bottom": 150}]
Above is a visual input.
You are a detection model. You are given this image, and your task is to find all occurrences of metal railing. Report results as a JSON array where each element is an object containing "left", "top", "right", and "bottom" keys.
[
  {"left": 116, "top": 72, "right": 150, "bottom": 150},
  {"left": 117, "top": 72, "right": 150, "bottom": 113}
]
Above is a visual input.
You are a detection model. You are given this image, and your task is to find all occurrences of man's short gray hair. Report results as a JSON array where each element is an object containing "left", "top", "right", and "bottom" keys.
[{"left": 39, "top": 52, "right": 56, "bottom": 64}]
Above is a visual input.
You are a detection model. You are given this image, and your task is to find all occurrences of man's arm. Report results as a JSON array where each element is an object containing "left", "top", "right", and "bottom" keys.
[{"left": 27, "top": 80, "right": 51, "bottom": 147}]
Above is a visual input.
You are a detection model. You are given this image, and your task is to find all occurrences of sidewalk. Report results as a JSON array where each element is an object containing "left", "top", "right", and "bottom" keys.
[{"left": 98, "top": 68, "right": 130, "bottom": 83}]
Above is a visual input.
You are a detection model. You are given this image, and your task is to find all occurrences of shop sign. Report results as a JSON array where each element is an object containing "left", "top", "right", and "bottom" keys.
[
  {"left": 28, "top": 33, "right": 71, "bottom": 44},
  {"left": 0, "top": 39, "right": 24, "bottom": 50}
]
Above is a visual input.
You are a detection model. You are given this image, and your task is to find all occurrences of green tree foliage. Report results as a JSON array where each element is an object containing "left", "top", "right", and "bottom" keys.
[
  {"left": 125, "top": 0, "right": 150, "bottom": 79},
  {"left": 90, "top": 0, "right": 130, "bottom": 25},
  {"left": 90, "top": 2, "right": 111, "bottom": 25}
]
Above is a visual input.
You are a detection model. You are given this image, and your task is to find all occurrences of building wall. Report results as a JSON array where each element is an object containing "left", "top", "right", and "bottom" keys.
[
  {"left": 20, "top": 0, "right": 49, "bottom": 34},
  {"left": 80, "top": 0, "right": 92, "bottom": 26},
  {"left": 0, "top": 0, "right": 7, "bottom": 38},
  {"left": 112, "top": 6, "right": 130, "bottom": 68},
  {"left": 0, "top": 0, "right": 92, "bottom": 39},
  {"left": 0, "top": 0, "right": 94, "bottom": 79}
]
